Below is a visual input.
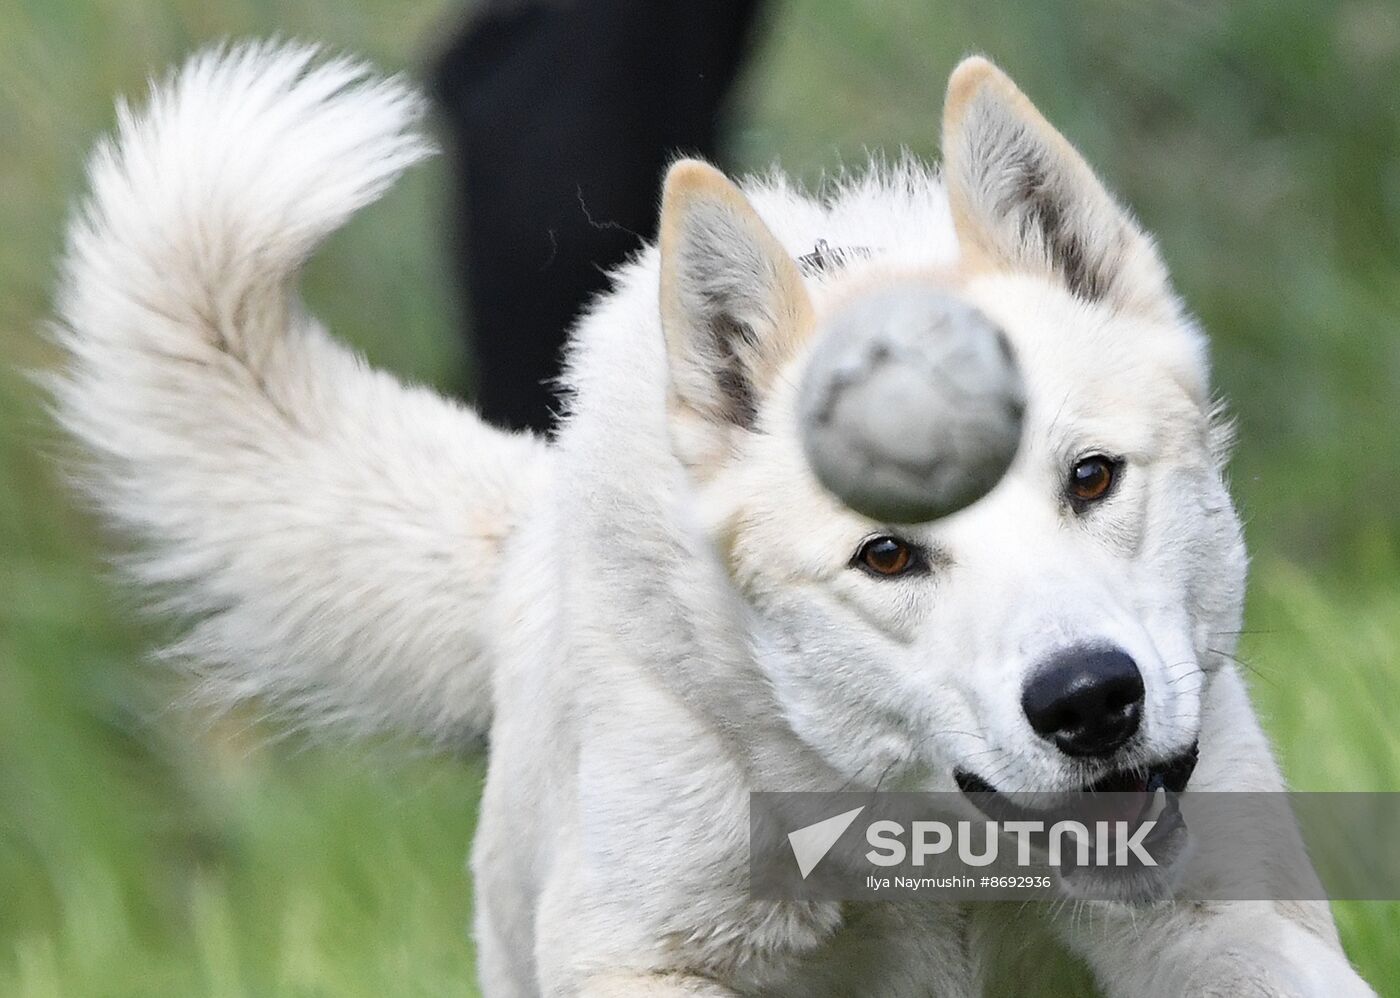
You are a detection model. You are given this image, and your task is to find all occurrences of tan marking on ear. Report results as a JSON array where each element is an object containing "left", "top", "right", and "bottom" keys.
[
  {"left": 659, "top": 159, "right": 814, "bottom": 384},
  {"left": 943, "top": 57, "right": 1095, "bottom": 278},
  {"left": 656, "top": 159, "right": 815, "bottom": 474},
  {"left": 944, "top": 57, "right": 1083, "bottom": 168},
  {"left": 941, "top": 56, "right": 1176, "bottom": 317},
  {"left": 943, "top": 57, "right": 1008, "bottom": 274}
]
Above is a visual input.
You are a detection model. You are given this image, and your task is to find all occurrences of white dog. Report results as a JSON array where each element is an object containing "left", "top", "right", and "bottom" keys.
[{"left": 54, "top": 42, "right": 1374, "bottom": 996}]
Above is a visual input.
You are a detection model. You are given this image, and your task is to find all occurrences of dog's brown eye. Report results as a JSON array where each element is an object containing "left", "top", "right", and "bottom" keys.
[
  {"left": 1068, "top": 455, "right": 1118, "bottom": 504},
  {"left": 855, "top": 536, "right": 916, "bottom": 577}
]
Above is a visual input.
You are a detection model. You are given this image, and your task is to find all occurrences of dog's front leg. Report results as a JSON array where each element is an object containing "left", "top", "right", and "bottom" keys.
[
  {"left": 1061, "top": 900, "right": 1372, "bottom": 998},
  {"left": 1172, "top": 908, "right": 1374, "bottom": 998},
  {"left": 578, "top": 973, "right": 739, "bottom": 997},
  {"left": 1055, "top": 667, "right": 1374, "bottom": 997}
]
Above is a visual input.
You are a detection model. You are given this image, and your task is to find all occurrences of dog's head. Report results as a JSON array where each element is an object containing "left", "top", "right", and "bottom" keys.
[{"left": 655, "top": 58, "right": 1245, "bottom": 798}]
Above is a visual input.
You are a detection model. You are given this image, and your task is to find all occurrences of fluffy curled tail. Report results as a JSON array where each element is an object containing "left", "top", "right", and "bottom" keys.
[{"left": 52, "top": 42, "right": 547, "bottom": 742}]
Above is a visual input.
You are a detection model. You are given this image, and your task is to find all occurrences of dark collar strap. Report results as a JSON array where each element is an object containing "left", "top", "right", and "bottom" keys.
[{"left": 796, "top": 239, "right": 874, "bottom": 276}]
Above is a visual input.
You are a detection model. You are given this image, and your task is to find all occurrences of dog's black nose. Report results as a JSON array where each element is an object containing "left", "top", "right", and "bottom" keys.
[{"left": 1021, "top": 647, "right": 1144, "bottom": 757}]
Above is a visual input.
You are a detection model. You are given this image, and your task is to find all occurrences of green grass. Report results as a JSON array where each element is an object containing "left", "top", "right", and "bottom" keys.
[{"left": 1, "top": 1, "right": 1397, "bottom": 994}]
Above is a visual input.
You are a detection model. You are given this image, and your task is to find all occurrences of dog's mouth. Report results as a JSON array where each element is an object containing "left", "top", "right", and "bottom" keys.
[
  {"left": 953, "top": 744, "right": 1199, "bottom": 897},
  {"left": 953, "top": 742, "right": 1198, "bottom": 828}
]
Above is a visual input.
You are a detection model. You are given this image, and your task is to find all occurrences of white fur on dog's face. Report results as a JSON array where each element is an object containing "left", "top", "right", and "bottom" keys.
[
  {"left": 714, "top": 276, "right": 1245, "bottom": 794},
  {"left": 658, "top": 59, "right": 1248, "bottom": 794}
]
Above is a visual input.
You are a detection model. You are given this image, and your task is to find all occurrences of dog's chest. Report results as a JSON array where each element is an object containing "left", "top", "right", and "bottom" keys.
[{"left": 740, "top": 903, "right": 977, "bottom": 998}]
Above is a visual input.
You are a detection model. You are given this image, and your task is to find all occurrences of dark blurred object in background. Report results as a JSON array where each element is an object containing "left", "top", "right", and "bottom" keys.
[{"left": 430, "top": 0, "right": 765, "bottom": 433}]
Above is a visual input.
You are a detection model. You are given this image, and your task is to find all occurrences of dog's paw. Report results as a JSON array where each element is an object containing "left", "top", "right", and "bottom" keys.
[{"left": 1182, "top": 931, "right": 1375, "bottom": 998}]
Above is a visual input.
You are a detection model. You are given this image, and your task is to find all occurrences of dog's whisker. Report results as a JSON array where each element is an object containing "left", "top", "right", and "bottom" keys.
[{"left": 1206, "top": 646, "right": 1277, "bottom": 687}]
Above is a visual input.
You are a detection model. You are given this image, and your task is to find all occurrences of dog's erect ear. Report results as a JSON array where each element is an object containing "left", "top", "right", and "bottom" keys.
[
  {"left": 659, "top": 161, "right": 812, "bottom": 449},
  {"left": 942, "top": 57, "right": 1175, "bottom": 317}
]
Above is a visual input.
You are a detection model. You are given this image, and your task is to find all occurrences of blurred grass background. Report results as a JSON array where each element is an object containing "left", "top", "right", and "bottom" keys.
[{"left": 1, "top": 0, "right": 1397, "bottom": 994}]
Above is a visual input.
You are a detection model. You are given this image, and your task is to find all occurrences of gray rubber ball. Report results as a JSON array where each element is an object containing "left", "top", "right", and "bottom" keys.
[{"left": 798, "top": 287, "right": 1026, "bottom": 524}]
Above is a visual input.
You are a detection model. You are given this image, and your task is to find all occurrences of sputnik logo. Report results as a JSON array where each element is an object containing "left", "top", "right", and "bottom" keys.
[{"left": 787, "top": 806, "right": 865, "bottom": 879}]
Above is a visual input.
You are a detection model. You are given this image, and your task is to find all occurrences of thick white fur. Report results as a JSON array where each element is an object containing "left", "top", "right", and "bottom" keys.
[
  {"left": 54, "top": 44, "right": 1372, "bottom": 997},
  {"left": 53, "top": 43, "right": 549, "bottom": 741}
]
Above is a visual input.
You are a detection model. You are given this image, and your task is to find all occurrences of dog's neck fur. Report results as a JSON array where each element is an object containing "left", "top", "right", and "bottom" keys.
[{"left": 552, "top": 166, "right": 961, "bottom": 789}]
